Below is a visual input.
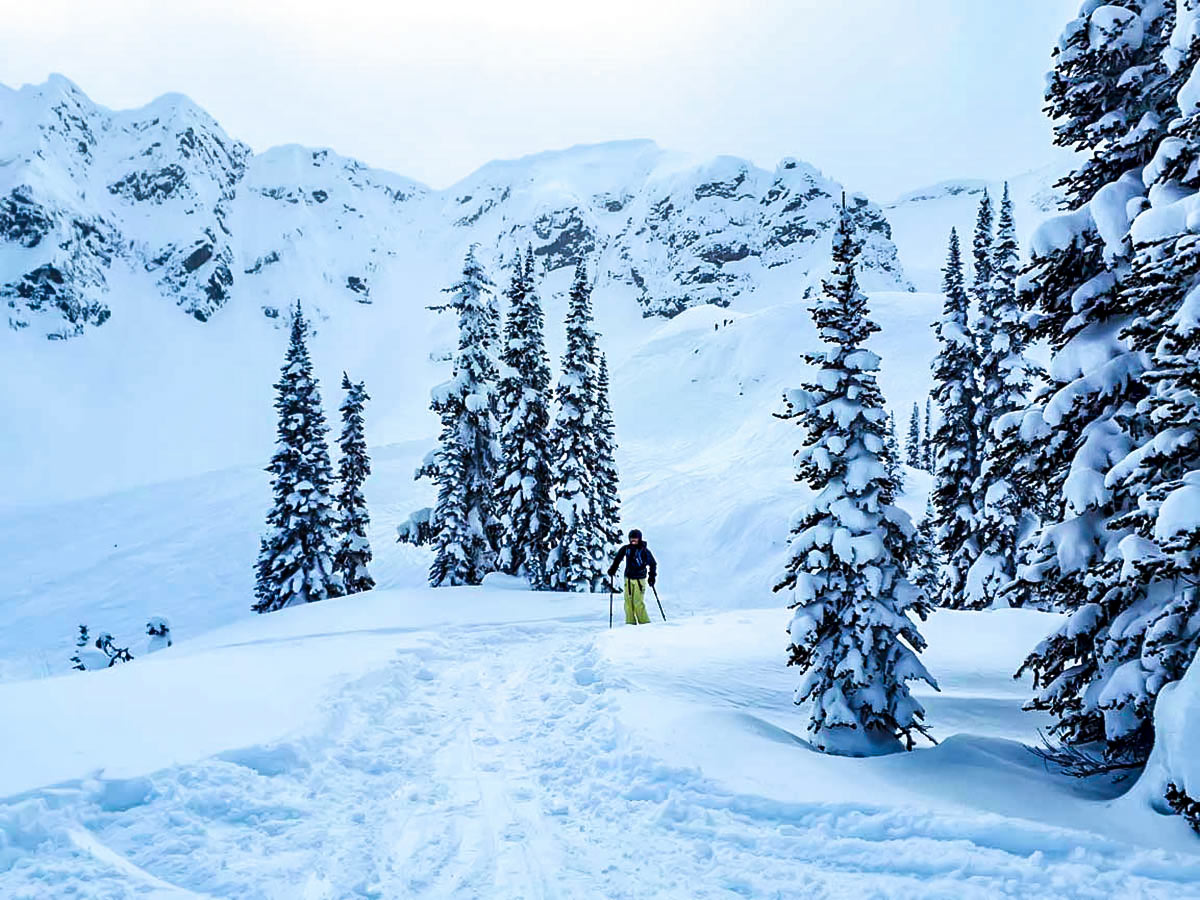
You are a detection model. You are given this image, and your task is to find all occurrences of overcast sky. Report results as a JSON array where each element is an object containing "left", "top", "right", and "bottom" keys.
[{"left": 2, "top": 1, "right": 1076, "bottom": 198}]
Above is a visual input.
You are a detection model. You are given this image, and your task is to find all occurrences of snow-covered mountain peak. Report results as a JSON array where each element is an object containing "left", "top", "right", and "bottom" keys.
[
  {"left": 0, "top": 75, "right": 102, "bottom": 186},
  {"left": 0, "top": 77, "right": 913, "bottom": 339},
  {"left": 459, "top": 138, "right": 668, "bottom": 186}
]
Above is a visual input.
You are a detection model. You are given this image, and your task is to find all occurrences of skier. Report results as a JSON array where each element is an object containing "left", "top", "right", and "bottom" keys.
[{"left": 607, "top": 529, "right": 657, "bottom": 625}]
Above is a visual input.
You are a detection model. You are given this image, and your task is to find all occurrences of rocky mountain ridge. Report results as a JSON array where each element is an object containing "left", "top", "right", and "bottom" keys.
[{"left": 0, "top": 76, "right": 911, "bottom": 340}]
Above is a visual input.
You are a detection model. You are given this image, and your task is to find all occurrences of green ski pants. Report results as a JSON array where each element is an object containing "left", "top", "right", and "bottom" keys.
[{"left": 624, "top": 578, "right": 650, "bottom": 625}]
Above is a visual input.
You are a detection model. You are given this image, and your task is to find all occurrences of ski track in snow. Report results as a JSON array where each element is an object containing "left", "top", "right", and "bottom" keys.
[{"left": 3, "top": 616, "right": 1199, "bottom": 899}]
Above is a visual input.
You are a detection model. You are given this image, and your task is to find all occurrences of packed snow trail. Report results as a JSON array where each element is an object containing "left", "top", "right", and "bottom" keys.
[{"left": 3, "top": 601, "right": 1199, "bottom": 898}]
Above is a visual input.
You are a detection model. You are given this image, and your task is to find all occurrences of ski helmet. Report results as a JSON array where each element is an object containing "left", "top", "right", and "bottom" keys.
[{"left": 628, "top": 528, "right": 642, "bottom": 540}]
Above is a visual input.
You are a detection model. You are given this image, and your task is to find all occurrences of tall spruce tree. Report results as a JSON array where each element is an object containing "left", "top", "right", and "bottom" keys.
[
  {"left": 923, "top": 396, "right": 934, "bottom": 472},
  {"left": 970, "top": 189, "right": 994, "bottom": 311},
  {"left": 1012, "top": 1, "right": 1188, "bottom": 771},
  {"left": 966, "top": 188, "right": 996, "bottom": 547},
  {"left": 912, "top": 493, "right": 941, "bottom": 602},
  {"left": 1045, "top": 1, "right": 1179, "bottom": 207},
  {"left": 884, "top": 410, "right": 903, "bottom": 494},
  {"left": 334, "top": 373, "right": 375, "bottom": 595},
  {"left": 481, "top": 262, "right": 504, "bottom": 554},
  {"left": 253, "top": 303, "right": 343, "bottom": 613},
  {"left": 930, "top": 229, "right": 981, "bottom": 608},
  {"left": 773, "top": 203, "right": 936, "bottom": 756},
  {"left": 494, "top": 247, "right": 556, "bottom": 586},
  {"left": 906, "top": 402, "right": 922, "bottom": 469},
  {"left": 1105, "top": 1, "right": 1200, "bottom": 820},
  {"left": 966, "top": 185, "right": 1036, "bottom": 608},
  {"left": 546, "top": 263, "right": 604, "bottom": 592},
  {"left": 969, "top": 188, "right": 998, "bottom": 461},
  {"left": 592, "top": 349, "right": 623, "bottom": 572},
  {"left": 428, "top": 247, "right": 502, "bottom": 587}
]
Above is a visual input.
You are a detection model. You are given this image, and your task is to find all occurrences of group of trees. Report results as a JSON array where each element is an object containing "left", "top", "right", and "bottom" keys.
[
  {"left": 251, "top": 246, "right": 620, "bottom": 610},
  {"left": 776, "top": 4, "right": 1200, "bottom": 830},
  {"left": 926, "top": 185, "right": 1037, "bottom": 611},
  {"left": 904, "top": 399, "right": 934, "bottom": 472},
  {"left": 253, "top": 304, "right": 375, "bottom": 613},
  {"left": 69, "top": 618, "right": 172, "bottom": 671},
  {"left": 401, "top": 247, "right": 621, "bottom": 591}
]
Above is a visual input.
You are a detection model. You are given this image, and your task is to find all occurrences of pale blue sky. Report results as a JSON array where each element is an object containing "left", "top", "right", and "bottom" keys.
[{"left": 2, "top": 0, "right": 1076, "bottom": 197}]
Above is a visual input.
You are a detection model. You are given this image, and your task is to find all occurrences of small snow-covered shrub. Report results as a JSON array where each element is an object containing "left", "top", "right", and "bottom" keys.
[
  {"left": 396, "top": 507, "right": 434, "bottom": 547},
  {"left": 1165, "top": 783, "right": 1200, "bottom": 834},
  {"left": 69, "top": 624, "right": 134, "bottom": 671},
  {"left": 146, "top": 617, "right": 173, "bottom": 652}
]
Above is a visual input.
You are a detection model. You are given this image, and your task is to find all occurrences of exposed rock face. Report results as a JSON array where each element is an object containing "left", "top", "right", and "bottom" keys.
[
  {"left": 106, "top": 101, "right": 249, "bottom": 322},
  {"left": 0, "top": 78, "right": 912, "bottom": 338},
  {"left": 460, "top": 146, "right": 912, "bottom": 317}
]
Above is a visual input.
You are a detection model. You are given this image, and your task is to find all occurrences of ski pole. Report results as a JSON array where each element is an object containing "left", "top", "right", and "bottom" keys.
[
  {"left": 609, "top": 579, "right": 615, "bottom": 629},
  {"left": 651, "top": 584, "right": 667, "bottom": 622}
]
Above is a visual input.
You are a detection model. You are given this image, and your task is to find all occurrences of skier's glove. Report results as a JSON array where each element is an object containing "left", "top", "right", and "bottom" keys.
[{"left": 648, "top": 574, "right": 656, "bottom": 587}]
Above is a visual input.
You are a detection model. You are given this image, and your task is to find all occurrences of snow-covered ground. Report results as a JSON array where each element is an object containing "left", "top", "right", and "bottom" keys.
[
  {"left": 4, "top": 588, "right": 1199, "bottom": 898},
  {"left": 10, "top": 278, "right": 1198, "bottom": 895},
  {"left": 5, "top": 113, "right": 1196, "bottom": 891}
]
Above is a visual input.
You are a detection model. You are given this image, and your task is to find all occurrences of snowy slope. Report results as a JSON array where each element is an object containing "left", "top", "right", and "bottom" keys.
[
  {"left": 0, "top": 91, "right": 944, "bottom": 677},
  {"left": 3, "top": 74, "right": 1198, "bottom": 895},
  {"left": 3, "top": 588, "right": 1199, "bottom": 898},
  {"left": 0, "top": 75, "right": 920, "bottom": 508},
  {"left": 883, "top": 166, "right": 1066, "bottom": 292},
  {"left": 0, "top": 289, "right": 942, "bottom": 682}
]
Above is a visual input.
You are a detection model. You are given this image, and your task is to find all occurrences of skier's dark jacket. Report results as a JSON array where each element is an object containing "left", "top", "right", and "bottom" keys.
[{"left": 608, "top": 543, "right": 657, "bottom": 581}]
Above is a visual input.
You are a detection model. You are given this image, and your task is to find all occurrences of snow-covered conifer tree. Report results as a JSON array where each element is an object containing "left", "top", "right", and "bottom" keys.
[
  {"left": 930, "top": 229, "right": 981, "bottom": 608},
  {"left": 546, "top": 263, "right": 604, "bottom": 592},
  {"left": 970, "top": 189, "right": 994, "bottom": 311},
  {"left": 494, "top": 247, "right": 556, "bottom": 586},
  {"left": 884, "top": 411, "right": 903, "bottom": 494},
  {"left": 592, "top": 349, "right": 623, "bottom": 570},
  {"left": 906, "top": 402, "right": 922, "bottom": 469},
  {"left": 912, "top": 493, "right": 940, "bottom": 601},
  {"left": 334, "top": 373, "right": 375, "bottom": 595},
  {"left": 966, "top": 184, "right": 1037, "bottom": 608},
  {"left": 1101, "top": 23, "right": 1200, "bottom": 805},
  {"left": 70, "top": 625, "right": 90, "bottom": 671},
  {"left": 965, "top": 188, "right": 996, "bottom": 542},
  {"left": 773, "top": 203, "right": 936, "bottom": 755},
  {"left": 253, "top": 303, "right": 343, "bottom": 613},
  {"left": 1045, "top": 1, "right": 1179, "bottom": 205},
  {"left": 1105, "top": 106, "right": 1200, "bottom": 743},
  {"left": 1012, "top": 1, "right": 1188, "bottom": 770},
  {"left": 428, "top": 248, "right": 502, "bottom": 587},
  {"left": 1054, "top": 6, "right": 1200, "bottom": 769},
  {"left": 395, "top": 507, "right": 434, "bottom": 546},
  {"left": 923, "top": 396, "right": 933, "bottom": 472}
]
